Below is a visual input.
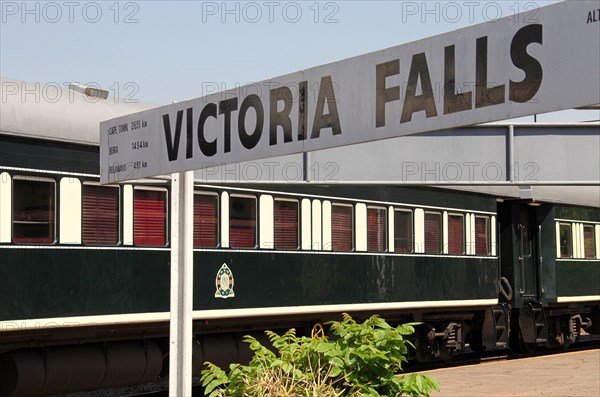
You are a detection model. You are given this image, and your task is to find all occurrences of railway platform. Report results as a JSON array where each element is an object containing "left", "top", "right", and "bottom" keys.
[{"left": 421, "top": 349, "right": 600, "bottom": 397}]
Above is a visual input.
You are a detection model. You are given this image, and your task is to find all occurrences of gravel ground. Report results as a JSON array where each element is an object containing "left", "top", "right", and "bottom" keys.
[{"left": 422, "top": 349, "right": 600, "bottom": 397}]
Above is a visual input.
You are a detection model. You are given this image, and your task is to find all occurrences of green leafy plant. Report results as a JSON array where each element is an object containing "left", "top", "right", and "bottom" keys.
[{"left": 200, "top": 313, "right": 439, "bottom": 397}]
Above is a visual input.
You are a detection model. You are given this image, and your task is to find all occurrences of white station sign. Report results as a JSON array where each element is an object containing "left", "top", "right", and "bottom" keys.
[{"left": 100, "top": 0, "right": 600, "bottom": 183}]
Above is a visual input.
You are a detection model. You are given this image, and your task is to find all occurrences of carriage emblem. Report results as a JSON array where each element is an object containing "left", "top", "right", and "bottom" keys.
[{"left": 215, "top": 263, "right": 235, "bottom": 299}]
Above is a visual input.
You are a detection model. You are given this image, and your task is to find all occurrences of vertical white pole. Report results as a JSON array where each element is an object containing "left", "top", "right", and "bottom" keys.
[{"left": 169, "top": 170, "right": 194, "bottom": 397}]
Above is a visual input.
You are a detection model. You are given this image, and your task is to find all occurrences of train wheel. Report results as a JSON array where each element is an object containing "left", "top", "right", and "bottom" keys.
[
  {"left": 467, "top": 333, "right": 485, "bottom": 352},
  {"left": 514, "top": 319, "right": 537, "bottom": 353},
  {"left": 519, "top": 332, "right": 537, "bottom": 353},
  {"left": 509, "top": 311, "right": 535, "bottom": 353},
  {"left": 516, "top": 303, "right": 547, "bottom": 353}
]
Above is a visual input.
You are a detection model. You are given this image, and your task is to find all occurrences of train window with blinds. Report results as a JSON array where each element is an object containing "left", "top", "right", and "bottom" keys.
[
  {"left": 394, "top": 209, "right": 413, "bottom": 253},
  {"left": 230, "top": 195, "right": 256, "bottom": 248},
  {"left": 583, "top": 225, "right": 596, "bottom": 259},
  {"left": 332, "top": 203, "right": 353, "bottom": 251},
  {"left": 558, "top": 223, "right": 572, "bottom": 258},
  {"left": 447, "top": 214, "right": 464, "bottom": 255},
  {"left": 274, "top": 199, "right": 299, "bottom": 250},
  {"left": 475, "top": 216, "right": 490, "bottom": 255},
  {"left": 134, "top": 188, "right": 167, "bottom": 246},
  {"left": 194, "top": 192, "right": 218, "bottom": 248},
  {"left": 12, "top": 177, "right": 55, "bottom": 244},
  {"left": 424, "top": 211, "right": 442, "bottom": 254},
  {"left": 82, "top": 184, "right": 119, "bottom": 245},
  {"left": 367, "top": 206, "right": 387, "bottom": 252}
]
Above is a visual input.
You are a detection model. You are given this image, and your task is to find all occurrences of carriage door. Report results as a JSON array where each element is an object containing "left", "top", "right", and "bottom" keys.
[{"left": 517, "top": 206, "right": 539, "bottom": 299}]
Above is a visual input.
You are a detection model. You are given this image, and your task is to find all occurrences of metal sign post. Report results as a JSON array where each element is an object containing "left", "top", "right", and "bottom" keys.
[{"left": 168, "top": 170, "right": 194, "bottom": 397}]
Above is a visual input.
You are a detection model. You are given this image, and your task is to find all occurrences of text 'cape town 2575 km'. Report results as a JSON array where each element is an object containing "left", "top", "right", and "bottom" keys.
[{"left": 100, "top": 0, "right": 600, "bottom": 183}]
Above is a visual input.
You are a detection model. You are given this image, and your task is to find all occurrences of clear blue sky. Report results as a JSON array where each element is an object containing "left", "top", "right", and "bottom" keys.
[{"left": 1, "top": 0, "right": 598, "bottom": 122}]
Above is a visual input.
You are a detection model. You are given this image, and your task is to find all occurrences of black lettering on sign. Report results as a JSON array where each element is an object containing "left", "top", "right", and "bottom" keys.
[
  {"left": 269, "top": 86, "right": 293, "bottom": 146},
  {"left": 311, "top": 75, "right": 342, "bottom": 139},
  {"left": 476, "top": 36, "right": 505, "bottom": 108},
  {"left": 238, "top": 94, "right": 264, "bottom": 150},
  {"left": 163, "top": 110, "right": 184, "bottom": 162},
  {"left": 401, "top": 53, "right": 438, "bottom": 123},
  {"left": 375, "top": 59, "right": 400, "bottom": 127},
  {"left": 298, "top": 81, "right": 307, "bottom": 141},
  {"left": 219, "top": 98, "right": 238, "bottom": 153},
  {"left": 587, "top": 9, "right": 599, "bottom": 23},
  {"left": 186, "top": 108, "right": 193, "bottom": 159},
  {"left": 198, "top": 103, "right": 218, "bottom": 157},
  {"left": 509, "top": 24, "right": 543, "bottom": 103},
  {"left": 444, "top": 45, "right": 472, "bottom": 114}
]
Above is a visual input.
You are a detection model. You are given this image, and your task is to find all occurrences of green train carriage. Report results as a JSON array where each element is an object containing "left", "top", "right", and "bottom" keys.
[{"left": 0, "top": 78, "right": 598, "bottom": 396}]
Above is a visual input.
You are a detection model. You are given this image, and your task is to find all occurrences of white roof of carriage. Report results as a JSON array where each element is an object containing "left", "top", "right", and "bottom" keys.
[{"left": 0, "top": 77, "right": 157, "bottom": 145}]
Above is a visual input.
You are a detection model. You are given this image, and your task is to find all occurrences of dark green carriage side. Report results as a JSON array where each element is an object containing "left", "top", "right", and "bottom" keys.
[
  {"left": 0, "top": 248, "right": 171, "bottom": 320},
  {"left": 553, "top": 205, "right": 600, "bottom": 300},
  {"left": 1, "top": 133, "right": 500, "bottom": 323},
  {"left": 0, "top": 134, "right": 99, "bottom": 175},
  {"left": 0, "top": 247, "right": 497, "bottom": 322},
  {"left": 195, "top": 252, "right": 498, "bottom": 310},
  {"left": 556, "top": 260, "right": 600, "bottom": 297}
]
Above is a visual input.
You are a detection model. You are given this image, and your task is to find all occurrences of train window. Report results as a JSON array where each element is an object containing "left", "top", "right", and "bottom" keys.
[
  {"left": 394, "top": 209, "right": 413, "bottom": 253},
  {"left": 332, "top": 203, "right": 353, "bottom": 251},
  {"left": 367, "top": 206, "right": 387, "bottom": 252},
  {"left": 583, "top": 225, "right": 596, "bottom": 259},
  {"left": 230, "top": 195, "right": 257, "bottom": 248},
  {"left": 133, "top": 188, "right": 167, "bottom": 246},
  {"left": 12, "top": 177, "right": 55, "bottom": 243},
  {"left": 475, "top": 216, "right": 490, "bottom": 255},
  {"left": 274, "top": 199, "right": 299, "bottom": 250},
  {"left": 194, "top": 192, "right": 219, "bottom": 248},
  {"left": 82, "top": 184, "right": 119, "bottom": 245},
  {"left": 558, "top": 223, "right": 572, "bottom": 258},
  {"left": 448, "top": 214, "right": 465, "bottom": 255},
  {"left": 424, "top": 211, "right": 442, "bottom": 254}
]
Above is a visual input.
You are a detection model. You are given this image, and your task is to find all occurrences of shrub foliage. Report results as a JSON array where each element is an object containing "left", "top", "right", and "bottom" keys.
[{"left": 200, "top": 313, "right": 439, "bottom": 397}]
